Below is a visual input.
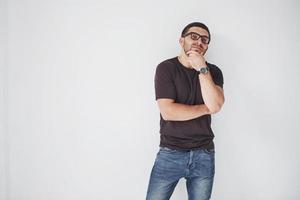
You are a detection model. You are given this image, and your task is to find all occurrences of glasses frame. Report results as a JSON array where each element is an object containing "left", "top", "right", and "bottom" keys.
[{"left": 183, "top": 32, "right": 210, "bottom": 45}]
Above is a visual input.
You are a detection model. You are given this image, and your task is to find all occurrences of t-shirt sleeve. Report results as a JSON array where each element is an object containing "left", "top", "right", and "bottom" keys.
[
  {"left": 210, "top": 65, "right": 224, "bottom": 89},
  {"left": 154, "top": 62, "right": 177, "bottom": 100}
]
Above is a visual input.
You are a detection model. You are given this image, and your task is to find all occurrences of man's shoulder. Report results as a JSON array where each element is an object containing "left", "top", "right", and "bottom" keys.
[
  {"left": 156, "top": 57, "right": 178, "bottom": 72},
  {"left": 158, "top": 57, "right": 178, "bottom": 67},
  {"left": 207, "top": 62, "right": 220, "bottom": 70},
  {"left": 206, "top": 62, "right": 223, "bottom": 74}
]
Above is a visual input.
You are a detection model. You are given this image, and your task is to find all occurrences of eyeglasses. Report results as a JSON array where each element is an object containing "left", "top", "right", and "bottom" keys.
[{"left": 183, "top": 32, "right": 210, "bottom": 44}]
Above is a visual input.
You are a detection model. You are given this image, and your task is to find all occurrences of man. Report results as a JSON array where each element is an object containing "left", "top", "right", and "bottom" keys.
[{"left": 146, "top": 22, "right": 225, "bottom": 200}]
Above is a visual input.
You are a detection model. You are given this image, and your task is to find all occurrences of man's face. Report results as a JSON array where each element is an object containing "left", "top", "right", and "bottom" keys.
[{"left": 179, "top": 27, "right": 210, "bottom": 56}]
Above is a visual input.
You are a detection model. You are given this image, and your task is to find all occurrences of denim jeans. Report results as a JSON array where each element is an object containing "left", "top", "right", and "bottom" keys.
[{"left": 146, "top": 147, "right": 215, "bottom": 200}]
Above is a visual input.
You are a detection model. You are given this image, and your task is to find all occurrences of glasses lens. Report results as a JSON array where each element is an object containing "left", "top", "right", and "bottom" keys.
[
  {"left": 201, "top": 37, "right": 209, "bottom": 44},
  {"left": 190, "top": 33, "right": 200, "bottom": 40}
]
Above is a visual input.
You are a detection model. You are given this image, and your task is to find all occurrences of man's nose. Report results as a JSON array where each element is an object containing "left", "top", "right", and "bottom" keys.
[{"left": 196, "top": 39, "right": 203, "bottom": 45}]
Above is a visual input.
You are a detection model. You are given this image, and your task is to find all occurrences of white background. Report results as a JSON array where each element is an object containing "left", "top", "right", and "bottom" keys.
[{"left": 1, "top": 0, "right": 300, "bottom": 199}]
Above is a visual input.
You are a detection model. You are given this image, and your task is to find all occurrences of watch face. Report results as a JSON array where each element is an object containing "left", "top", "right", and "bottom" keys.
[{"left": 200, "top": 67, "right": 208, "bottom": 74}]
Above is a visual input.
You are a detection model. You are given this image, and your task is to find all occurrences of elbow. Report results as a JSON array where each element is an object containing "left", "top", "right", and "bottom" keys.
[
  {"left": 208, "top": 105, "right": 222, "bottom": 114},
  {"left": 160, "top": 111, "right": 173, "bottom": 121},
  {"left": 160, "top": 111, "right": 168, "bottom": 120},
  {"left": 207, "top": 100, "right": 224, "bottom": 114},
  {"left": 160, "top": 107, "right": 175, "bottom": 121},
  {"left": 157, "top": 100, "right": 176, "bottom": 121}
]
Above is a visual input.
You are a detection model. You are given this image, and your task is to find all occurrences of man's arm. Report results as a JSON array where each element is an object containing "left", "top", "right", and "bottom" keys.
[
  {"left": 198, "top": 73, "right": 225, "bottom": 113},
  {"left": 187, "top": 51, "right": 225, "bottom": 113},
  {"left": 157, "top": 98, "right": 211, "bottom": 121}
]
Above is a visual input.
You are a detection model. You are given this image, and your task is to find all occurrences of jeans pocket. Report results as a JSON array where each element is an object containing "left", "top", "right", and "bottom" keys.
[{"left": 203, "top": 148, "right": 215, "bottom": 154}]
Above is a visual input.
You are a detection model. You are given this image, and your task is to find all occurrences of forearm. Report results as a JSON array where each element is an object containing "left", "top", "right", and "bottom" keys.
[
  {"left": 199, "top": 72, "right": 224, "bottom": 113},
  {"left": 160, "top": 102, "right": 210, "bottom": 121}
]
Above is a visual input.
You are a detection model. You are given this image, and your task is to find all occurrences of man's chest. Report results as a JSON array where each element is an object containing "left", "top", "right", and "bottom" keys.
[{"left": 173, "top": 72, "right": 204, "bottom": 104}]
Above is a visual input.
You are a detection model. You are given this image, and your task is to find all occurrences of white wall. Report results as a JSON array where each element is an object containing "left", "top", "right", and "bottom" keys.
[
  {"left": 0, "top": 0, "right": 8, "bottom": 199},
  {"left": 2, "top": 0, "right": 300, "bottom": 199}
]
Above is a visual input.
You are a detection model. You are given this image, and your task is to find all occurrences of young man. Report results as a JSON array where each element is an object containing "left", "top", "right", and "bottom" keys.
[{"left": 146, "top": 22, "right": 225, "bottom": 200}]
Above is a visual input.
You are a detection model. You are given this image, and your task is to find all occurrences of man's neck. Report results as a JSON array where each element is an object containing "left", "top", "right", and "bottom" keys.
[{"left": 178, "top": 53, "right": 192, "bottom": 69}]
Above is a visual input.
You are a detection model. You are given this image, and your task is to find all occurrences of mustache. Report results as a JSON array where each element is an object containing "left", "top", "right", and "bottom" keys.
[
  {"left": 190, "top": 46, "right": 203, "bottom": 53},
  {"left": 191, "top": 45, "right": 203, "bottom": 49}
]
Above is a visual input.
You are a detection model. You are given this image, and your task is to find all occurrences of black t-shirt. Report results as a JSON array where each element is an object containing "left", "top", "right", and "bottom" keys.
[{"left": 154, "top": 57, "right": 224, "bottom": 150}]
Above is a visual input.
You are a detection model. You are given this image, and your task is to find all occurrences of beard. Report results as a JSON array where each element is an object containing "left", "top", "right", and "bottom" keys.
[{"left": 183, "top": 42, "right": 207, "bottom": 56}]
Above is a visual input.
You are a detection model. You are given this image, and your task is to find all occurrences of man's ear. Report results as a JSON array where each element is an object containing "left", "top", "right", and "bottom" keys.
[{"left": 179, "top": 37, "right": 184, "bottom": 47}]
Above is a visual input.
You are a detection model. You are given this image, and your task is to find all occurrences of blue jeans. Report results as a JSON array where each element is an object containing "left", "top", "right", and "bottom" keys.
[{"left": 146, "top": 147, "right": 215, "bottom": 200}]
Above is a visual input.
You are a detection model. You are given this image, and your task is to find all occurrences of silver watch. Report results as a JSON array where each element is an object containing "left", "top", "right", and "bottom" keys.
[{"left": 197, "top": 66, "right": 209, "bottom": 74}]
